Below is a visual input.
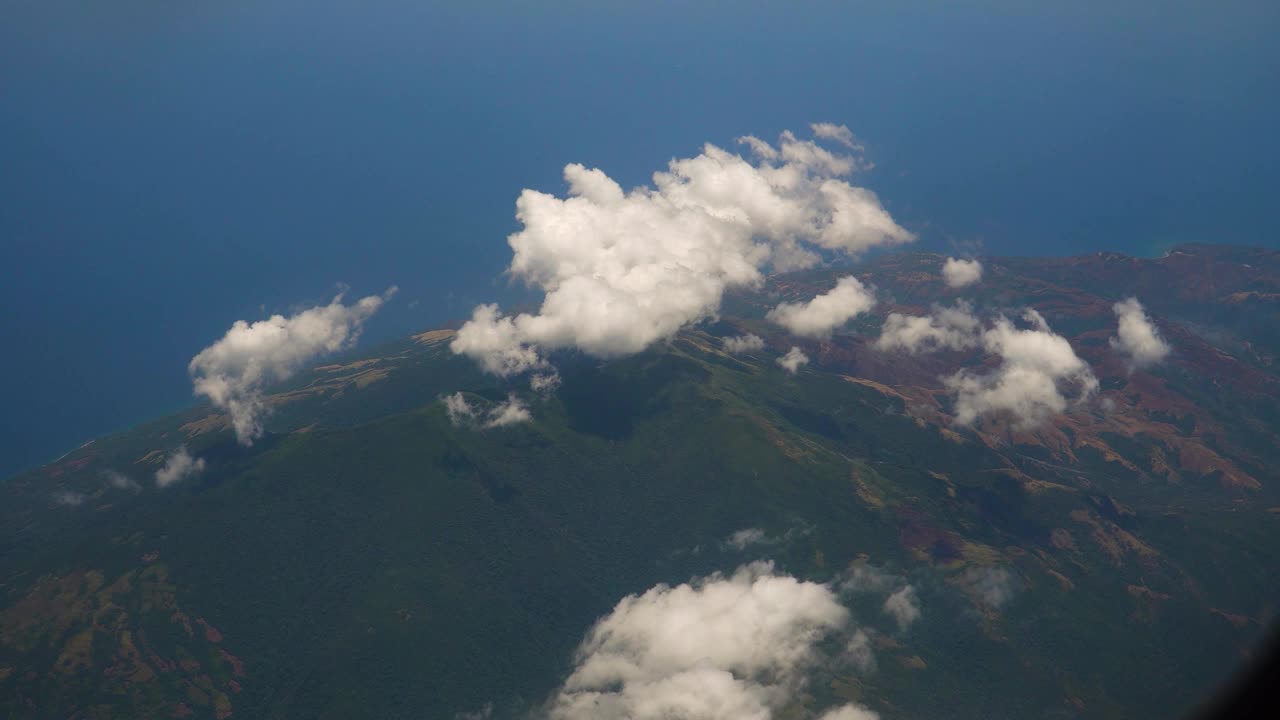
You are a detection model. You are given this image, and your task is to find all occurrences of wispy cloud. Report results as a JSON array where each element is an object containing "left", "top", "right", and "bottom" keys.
[
  {"left": 725, "top": 528, "right": 769, "bottom": 550},
  {"left": 839, "top": 563, "right": 922, "bottom": 633},
  {"left": 444, "top": 392, "right": 478, "bottom": 426},
  {"left": 722, "top": 525, "right": 813, "bottom": 552},
  {"left": 882, "top": 586, "right": 921, "bottom": 631},
  {"left": 442, "top": 392, "right": 533, "bottom": 429},
  {"left": 155, "top": 446, "right": 206, "bottom": 488},
  {"left": 959, "top": 566, "right": 1017, "bottom": 613},
  {"left": 809, "top": 122, "right": 865, "bottom": 154},
  {"left": 101, "top": 469, "right": 140, "bottom": 491},
  {"left": 53, "top": 490, "right": 86, "bottom": 506}
]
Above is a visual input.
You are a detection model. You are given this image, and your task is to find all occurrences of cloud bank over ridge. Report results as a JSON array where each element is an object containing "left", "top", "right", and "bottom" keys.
[{"left": 452, "top": 126, "right": 913, "bottom": 377}]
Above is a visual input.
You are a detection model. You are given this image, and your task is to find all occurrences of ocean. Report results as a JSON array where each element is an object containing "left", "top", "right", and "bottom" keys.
[{"left": 2, "top": 0, "right": 1277, "bottom": 478}]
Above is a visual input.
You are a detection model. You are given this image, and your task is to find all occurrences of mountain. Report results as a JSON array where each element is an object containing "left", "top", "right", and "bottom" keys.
[{"left": 3, "top": 245, "right": 1278, "bottom": 719}]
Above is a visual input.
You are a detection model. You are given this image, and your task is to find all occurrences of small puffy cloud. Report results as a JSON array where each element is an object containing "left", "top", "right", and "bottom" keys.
[
  {"left": 767, "top": 276, "right": 876, "bottom": 338},
  {"left": 484, "top": 394, "right": 532, "bottom": 428},
  {"left": 549, "top": 562, "right": 871, "bottom": 720},
  {"left": 453, "top": 127, "right": 912, "bottom": 378},
  {"left": 444, "top": 392, "right": 532, "bottom": 429},
  {"left": 1110, "top": 297, "right": 1170, "bottom": 370},
  {"left": 945, "top": 310, "right": 1098, "bottom": 428},
  {"left": 155, "top": 446, "right": 206, "bottom": 488},
  {"left": 960, "top": 566, "right": 1016, "bottom": 612},
  {"left": 777, "top": 347, "right": 810, "bottom": 375},
  {"left": 101, "top": 469, "right": 139, "bottom": 491},
  {"left": 53, "top": 490, "right": 86, "bottom": 506},
  {"left": 942, "top": 257, "right": 983, "bottom": 288},
  {"left": 723, "top": 334, "right": 766, "bottom": 354},
  {"left": 875, "top": 300, "right": 981, "bottom": 354},
  {"left": 189, "top": 288, "right": 396, "bottom": 445},
  {"left": 882, "top": 586, "right": 921, "bottom": 631}
]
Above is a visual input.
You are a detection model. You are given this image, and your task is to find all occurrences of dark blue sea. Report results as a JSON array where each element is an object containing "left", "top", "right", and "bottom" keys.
[{"left": 2, "top": 0, "right": 1277, "bottom": 478}]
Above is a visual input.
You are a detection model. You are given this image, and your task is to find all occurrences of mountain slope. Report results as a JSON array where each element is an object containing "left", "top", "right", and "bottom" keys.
[{"left": 3, "top": 247, "right": 1278, "bottom": 719}]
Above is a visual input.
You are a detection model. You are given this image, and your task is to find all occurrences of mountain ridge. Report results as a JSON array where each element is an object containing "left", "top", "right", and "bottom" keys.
[{"left": 2, "top": 246, "right": 1278, "bottom": 719}]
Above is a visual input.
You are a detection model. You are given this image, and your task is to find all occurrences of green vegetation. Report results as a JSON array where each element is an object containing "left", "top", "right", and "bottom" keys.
[{"left": 3, "top": 247, "right": 1278, "bottom": 719}]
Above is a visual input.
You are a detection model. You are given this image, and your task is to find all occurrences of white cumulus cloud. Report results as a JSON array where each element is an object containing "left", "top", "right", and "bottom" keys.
[
  {"left": 155, "top": 446, "right": 206, "bottom": 488},
  {"left": 1110, "top": 297, "right": 1170, "bottom": 370},
  {"left": 189, "top": 287, "right": 396, "bottom": 445},
  {"left": 723, "top": 334, "right": 766, "bottom": 354},
  {"left": 767, "top": 275, "right": 876, "bottom": 338},
  {"left": 942, "top": 257, "right": 983, "bottom": 288},
  {"left": 777, "top": 347, "right": 810, "bottom": 375},
  {"left": 451, "top": 127, "right": 913, "bottom": 377},
  {"left": 944, "top": 310, "right": 1098, "bottom": 428},
  {"left": 548, "top": 562, "right": 877, "bottom": 720},
  {"left": 875, "top": 300, "right": 982, "bottom": 354}
]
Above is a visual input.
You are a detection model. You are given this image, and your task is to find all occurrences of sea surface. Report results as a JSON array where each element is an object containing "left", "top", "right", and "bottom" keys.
[{"left": 2, "top": 0, "right": 1277, "bottom": 478}]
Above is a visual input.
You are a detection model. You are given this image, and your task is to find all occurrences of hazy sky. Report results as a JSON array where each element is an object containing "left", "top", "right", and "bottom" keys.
[{"left": 2, "top": 0, "right": 1277, "bottom": 477}]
